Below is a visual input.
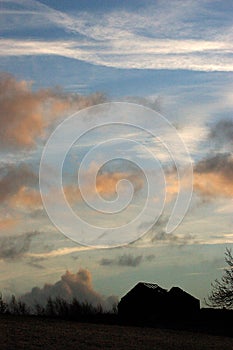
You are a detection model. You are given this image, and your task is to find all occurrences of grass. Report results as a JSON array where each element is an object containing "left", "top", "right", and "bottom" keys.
[{"left": 1, "top": 315, "right": 232, "bottom": 350}]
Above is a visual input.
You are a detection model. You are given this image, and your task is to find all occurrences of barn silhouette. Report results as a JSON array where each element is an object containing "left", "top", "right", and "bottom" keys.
[{"left": 118, "top": 282, "right": 200, "bottom": 321}]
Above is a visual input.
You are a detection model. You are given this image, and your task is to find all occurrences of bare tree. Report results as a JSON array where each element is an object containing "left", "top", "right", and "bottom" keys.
[
  {"left": 206, "top": 248, "right": 233, "bottom": 309},
  {"left": 0, "top": 293, "right": 7, "bottom": 314}
]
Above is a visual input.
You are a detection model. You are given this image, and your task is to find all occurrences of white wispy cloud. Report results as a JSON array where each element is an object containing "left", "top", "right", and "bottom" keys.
[
  {"left": 26, "top": 246, "right": 94, "bottom": 259},
  {"left": 1, "top": 0, "right": 233, "bottom": 71},
  {"left": 1, "top": 38, "right": 232, "bottom": 71}
]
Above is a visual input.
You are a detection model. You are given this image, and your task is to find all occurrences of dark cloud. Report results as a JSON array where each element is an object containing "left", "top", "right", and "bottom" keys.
[
  {"left": 99, "top": 253, "right": 156, "bottom": 267},
  {"left": 0, "top": 231, "right": 39, "bottom": 261},
  {"left": 100, "top": 254, "right": 142, "bottom": 267},
  {"left": 145, "top": 254, "right": 155, "bottom": 262},
  {"left": 151, "top": 231, "right": 195, "bottom": 245},
  {"left": 209, "top": 119, "right": 233, "bottom": 148},
  {"left": 27, "top": 256, "right": 46, "bottom": 270},
  {"left": 29, "top": 209, "right": 46, "bottom": 219},
  {"left": 137, "top": 215, "right": 167, "bottom": 233},
  {"left": 99, "top": 258, "right": 114, "bottom": 266},
  {"left": 71, "top": 255, "right": 79, "bottom": 261},
  {"left": 118, "top": 254, "right": 143, "bottom": 267},
  {"left": 21, "top": 268, "right": 118, "bottom": 310},
  {"left": 195, "top": 153, "right": 233, "bottom": 180},
  {"left": 0, "top": 163, "right": 42, "bottom": 211},
  {"left": 0, "top": 163, "right": 38, "bottom": 203},
  {"left": 27, "top": 261, "right": 45, "bottom": 270},
  {"left": 136, "top": 216, "right": 195, "bottom": 246},
  {"left": 191, "top": 120, "right": 233, "bottom": 198}
]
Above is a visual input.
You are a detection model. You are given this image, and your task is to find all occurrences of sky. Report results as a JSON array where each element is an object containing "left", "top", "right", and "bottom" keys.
[{"left": 0, "top": 0, "right": 233, "bottom": 308}]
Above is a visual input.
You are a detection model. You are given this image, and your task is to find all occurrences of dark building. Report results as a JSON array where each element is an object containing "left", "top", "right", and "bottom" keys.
[
  {"left": 118, "top": 282, "right": 200, "bottom": 321},
  {"left": 167, "top": 286, "right": 200, "bottom": 316}
]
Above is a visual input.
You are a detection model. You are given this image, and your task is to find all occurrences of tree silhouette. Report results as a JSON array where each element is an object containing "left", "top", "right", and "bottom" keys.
[
  {"left": 0, "top": 293, "right": 7, "bottom": 314},
  {"left": 206, "top": 248, "right": 233, "bottom": 309}
]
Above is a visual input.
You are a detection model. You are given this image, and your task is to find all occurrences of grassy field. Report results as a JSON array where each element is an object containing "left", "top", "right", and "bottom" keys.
[{"left": 1, "top": 315, "right": 232, "bottom": 350}]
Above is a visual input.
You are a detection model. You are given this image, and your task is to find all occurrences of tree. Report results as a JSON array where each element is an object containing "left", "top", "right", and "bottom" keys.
[
  {"left": 0, "top": 293, "right": 7, "bottom": 314},
  {"left": 8, "top": 295, "right": 30, "bottom": 315},
  {"left": 206, "top": 248, "right": 233, "bottom": 309}
]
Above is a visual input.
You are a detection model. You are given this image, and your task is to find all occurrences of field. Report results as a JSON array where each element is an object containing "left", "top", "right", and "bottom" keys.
[{"left": 1, "top": 315, "right": 232, "bottom": 350}]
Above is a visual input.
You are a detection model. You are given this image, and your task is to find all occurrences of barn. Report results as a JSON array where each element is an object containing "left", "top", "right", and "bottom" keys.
[{"left": 118, "top": 282, "right": 200, "bottom": 321}]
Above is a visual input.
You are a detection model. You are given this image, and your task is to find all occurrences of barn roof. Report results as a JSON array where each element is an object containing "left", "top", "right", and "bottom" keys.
[
  {"left": 140, "top": 282, "right": 167, "bottom": 293},
  {"left": 120, "top": 282, "right": 199, "bottom": 304},
  {"left": 168, "top": 286, "right": 199, "bottom": 301},
  {"left": 141, "top": 282, "right": 160, "bottom": 289},
  {"left": 120, "top": 282, "right": 167, "bottom": 301},
  {"left": 136, "top": 282, "right": 167, "bottom": 292},
  {"left": 118, "top": 282, "right": 200, "bottom": 318}
]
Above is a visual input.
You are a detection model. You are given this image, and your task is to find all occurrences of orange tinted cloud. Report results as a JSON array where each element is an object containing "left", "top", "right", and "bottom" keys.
[
  {"left": 0, "top": 73, "right": 105, "bottom": 149},
  {"left": 165, "top": 173, "right": 179, "bottom": 202},
  {"left": 164, "top": 172, "right": 193, "bottom": 203},
  {"left": 194, "top": 172, "right": 233, "bottom": 198},
  {"left": 9, "top": 187, "right": 42, "bottom": 209},
  {"left": 96, "top": 171, "right": 144, "bottom": 196},
  {"left": 65, "top": 171, "right": 144, "bottom": 204},
  {"left": 0, "top": 217, "right": 16, "bottom": 230},
  {"left": 164, "top": 153, "right": 233, "bottom": 201},
  {"left": 194, "top": 153, "right": 233, "bottom": 198}
]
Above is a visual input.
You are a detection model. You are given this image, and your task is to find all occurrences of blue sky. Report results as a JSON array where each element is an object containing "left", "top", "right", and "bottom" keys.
[{"left": 0, "top": 0, "right": 233, "bottom": 307}]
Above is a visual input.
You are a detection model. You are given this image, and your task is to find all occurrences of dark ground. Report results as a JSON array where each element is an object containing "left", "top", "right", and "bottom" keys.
[{"left": 1, "top": 315, "right": 232, "bottom": 350}]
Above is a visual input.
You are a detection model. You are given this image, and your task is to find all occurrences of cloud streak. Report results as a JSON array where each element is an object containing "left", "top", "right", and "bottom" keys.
[
  {"left": 1, "top": 38, "right": 233, "bottom": 72},
  {"left": 1, "top": 1, "right": 233, "bottom": 71},
  {"left": 26, "top": 246, "right": 93, "bottom": 259}
]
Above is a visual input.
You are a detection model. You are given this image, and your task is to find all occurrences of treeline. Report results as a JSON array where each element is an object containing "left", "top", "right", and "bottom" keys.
[
  {"left": 0, "top": 293, "right": 117, "bottom": 322},
  {"left": 1, "top": 294, "right": 233, "bottom": 336}
]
